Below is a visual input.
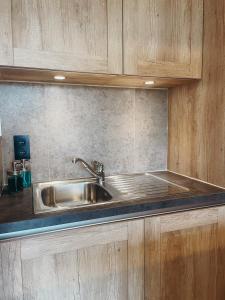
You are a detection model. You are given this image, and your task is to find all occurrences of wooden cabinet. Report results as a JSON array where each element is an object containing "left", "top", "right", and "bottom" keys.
[
  {"left": 0, "top": 219, "right": 144, "bottom": 300},
  {"left": 145, "top": 207, "right": 225, "bottom": 300},
  {"left": 0, "top": 0, "right": 204, "bottom": 86},
  {"left": 123, "top": 0, "right": 203, "bottom": 79},
  {"left": 4, "top": 0, "right": 123, "bottom": 74},
  {"left": 2, "top": 206, "right": 225, "bottom": 299},
  {"left": 0, "top": 0, "right": 13, "bottom": 65}
]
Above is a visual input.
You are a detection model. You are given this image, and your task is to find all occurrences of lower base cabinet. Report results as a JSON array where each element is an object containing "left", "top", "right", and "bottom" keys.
[
  {"left": 1, "top": 206, "right": 225, "bottom": 299},
  {"left": 0, "top": 219, "right": 144, "bottom": 300},
  {"left": 145, "top": 207, "right": 225, "bottom": 300}
]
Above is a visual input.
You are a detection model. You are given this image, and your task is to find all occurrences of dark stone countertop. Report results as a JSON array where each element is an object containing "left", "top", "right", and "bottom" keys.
[{"left": 0, "top": 171, "right": 225, "bottom": 240}]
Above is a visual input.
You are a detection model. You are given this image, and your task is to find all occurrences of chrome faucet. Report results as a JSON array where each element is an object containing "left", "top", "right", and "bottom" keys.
[{"left": 72, "top": 158, "right": 105, "bottom": 185}]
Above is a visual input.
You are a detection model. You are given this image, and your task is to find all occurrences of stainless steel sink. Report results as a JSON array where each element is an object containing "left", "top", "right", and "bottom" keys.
[
  {"left": 33, "top": 173, "right": 190, "bottom": 214},
  {"left": 33, "top": 179, "right": 114, "bottom": 214},
  {"left": 41, "top": 182, "right": 112, "bottom": 207}
]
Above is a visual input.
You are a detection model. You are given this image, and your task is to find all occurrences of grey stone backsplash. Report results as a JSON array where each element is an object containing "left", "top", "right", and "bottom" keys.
[{"left": 0, "top": 84, "right": 167, "bottom": 183}]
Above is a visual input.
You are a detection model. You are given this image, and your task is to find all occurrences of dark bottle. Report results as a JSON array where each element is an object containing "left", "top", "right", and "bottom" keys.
[{"left": 7, "top": 162, "right": 23, "bottom": 193}]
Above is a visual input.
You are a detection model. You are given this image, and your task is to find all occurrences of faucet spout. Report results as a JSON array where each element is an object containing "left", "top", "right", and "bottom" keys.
[{"left": 72, "top": 157, "right": 105, "bottom": 185}]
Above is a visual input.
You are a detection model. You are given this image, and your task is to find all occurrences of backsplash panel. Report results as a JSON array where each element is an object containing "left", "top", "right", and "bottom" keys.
[{"left": 0, "top": 84, "right": 167, "bottom": 183}]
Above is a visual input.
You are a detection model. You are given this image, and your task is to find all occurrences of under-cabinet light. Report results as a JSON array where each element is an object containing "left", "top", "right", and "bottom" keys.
[
  {"left": 145, "top": 80, "right": 155, "bottom": 85},
  {"left": 54, "top": 75, "right": 66, "bottom": 80}
]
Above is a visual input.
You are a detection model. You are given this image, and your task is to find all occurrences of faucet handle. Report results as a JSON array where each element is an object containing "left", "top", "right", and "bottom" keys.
[{"left": 92, "top": 160, "right": 104, "bottom": 174}]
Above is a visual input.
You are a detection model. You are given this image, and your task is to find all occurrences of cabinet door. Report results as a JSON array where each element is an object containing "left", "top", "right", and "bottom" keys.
[
  {"left": 123, "top": 0, "right": 203, "bottom": 79},
  {"left": 11, "top": 0, "right": 122, "bottom": 74},
  {"left": 0, "top": 0, "right": 13, "bottom": 65},
  {"left": 145, "top": 207, "right": 225, "bottom": 300},
  {"left": 0, "top": 220, "right": 144, "bottom": 300}
]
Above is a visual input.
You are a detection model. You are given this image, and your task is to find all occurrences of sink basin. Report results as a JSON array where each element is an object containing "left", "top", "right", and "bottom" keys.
[{"left": 33, "top": 180, "right": 112, "bottom": 213}]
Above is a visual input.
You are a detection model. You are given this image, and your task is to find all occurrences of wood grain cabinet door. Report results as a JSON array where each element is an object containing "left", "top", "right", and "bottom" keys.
[
  {"left": 145, "top": 207, "right": 225, "bottom": 300},
  {"left": 0, "top": 0, "right": 13, "bottom": 65},
  {"left": 0, "top": 220, "right": 144, "bottom": 300},
  {"left": 123, "top": 0, "right": 203, "bottom": 79},
  {"left": 10, "top": 0, "right": 122, "bottom": 74}
]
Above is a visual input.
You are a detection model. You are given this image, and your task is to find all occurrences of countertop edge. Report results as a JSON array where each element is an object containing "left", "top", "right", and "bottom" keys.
[{"left": 1, "top": 191, "right": 225, "bottom": 241}]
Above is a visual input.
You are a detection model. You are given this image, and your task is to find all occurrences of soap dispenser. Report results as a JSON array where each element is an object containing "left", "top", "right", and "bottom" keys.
[
  {"left": 7, "top": 161, "right": 23, "bottom": 193},
  {"left": 21, "top": 159, "right": 32, "bottom": 188}
]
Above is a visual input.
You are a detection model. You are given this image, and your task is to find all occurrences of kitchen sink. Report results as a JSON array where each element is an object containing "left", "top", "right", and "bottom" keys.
[
  {"left": 33, "top": 173, "right": 190, "bottom": 214},
  {"left": 33, "top": 179, "right": 113, "bottom": 214}
]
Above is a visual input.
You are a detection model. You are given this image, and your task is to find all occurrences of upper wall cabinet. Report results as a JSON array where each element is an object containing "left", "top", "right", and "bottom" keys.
[
  {"left": 10, "top": 0, "right": 123, "bottom": 74},
  {"left": 123, "top": 0, "right": 203, "bottom": 79},
  {"left": 0, "top": 0, "right": 203, "bottom": 88},
  {"left": 0, "top": 1, "right": 13, "bottom": 65}
]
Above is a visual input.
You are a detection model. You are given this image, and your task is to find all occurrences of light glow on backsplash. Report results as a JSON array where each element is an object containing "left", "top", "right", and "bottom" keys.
[{"left": 0, "top": 84, "right": 168, "bottom": 183}]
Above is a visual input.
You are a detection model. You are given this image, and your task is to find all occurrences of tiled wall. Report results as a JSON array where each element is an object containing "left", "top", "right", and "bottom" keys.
[{"left": 0, "top": 84, "right": 168, "bottom": 183}]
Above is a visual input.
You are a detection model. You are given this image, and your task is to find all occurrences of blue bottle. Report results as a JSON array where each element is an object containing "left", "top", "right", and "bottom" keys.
[{"left": 21, "top": 159, "right": 32, "bottom": 188}]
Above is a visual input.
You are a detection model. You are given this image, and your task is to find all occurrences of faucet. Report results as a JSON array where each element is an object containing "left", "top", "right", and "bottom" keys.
[{"left": 72, "top": 157, "right": 105, "bottom": 185}]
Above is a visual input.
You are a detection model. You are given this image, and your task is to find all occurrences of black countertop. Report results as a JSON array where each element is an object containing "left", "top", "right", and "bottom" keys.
[{"left": 0, "top": 171, "right": 225, "bottom": 240}]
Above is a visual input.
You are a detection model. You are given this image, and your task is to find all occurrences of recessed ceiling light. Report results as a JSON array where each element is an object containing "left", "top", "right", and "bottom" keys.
[
  {"left": 145, "top": 80, "right": 155, "bottom": 85},
  {"left": 54, "top": 75, "right": 66, "bottom": 80}
]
